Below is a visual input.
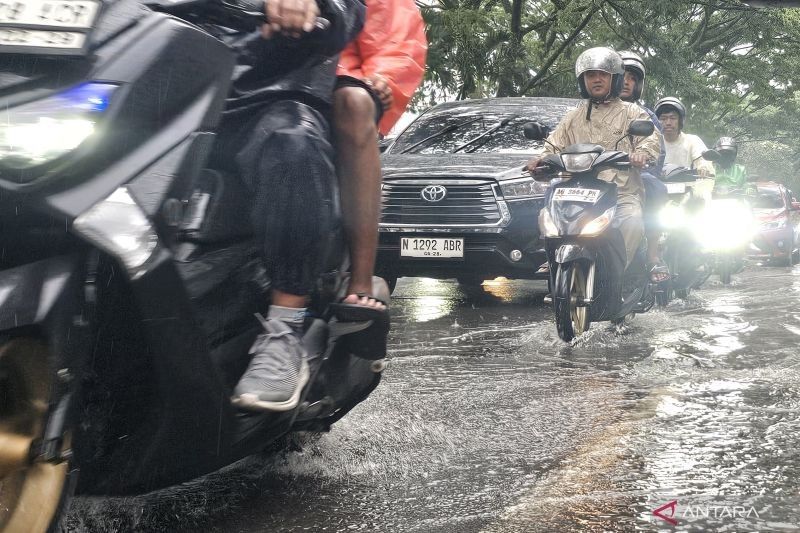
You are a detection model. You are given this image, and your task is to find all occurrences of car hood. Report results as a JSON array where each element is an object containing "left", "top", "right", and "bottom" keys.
[{"left": 382, "top": 153, "right": 537, "bottom": 181}]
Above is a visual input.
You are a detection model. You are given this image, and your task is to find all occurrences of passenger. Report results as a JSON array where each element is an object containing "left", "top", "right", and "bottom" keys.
[
  {"left": 212, "top": 0, "right": 366, "bottom": 412},
  {"left": 332, "top": 0, "right": 427, "bottom": 318},
  {"left": 526, "top": 47, "right": 661, "bottom": 268},
  {"left": 619, "top": 51, "right": 669, "bottom": 282}
]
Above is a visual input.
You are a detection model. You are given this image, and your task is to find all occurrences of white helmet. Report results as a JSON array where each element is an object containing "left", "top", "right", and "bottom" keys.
[
  {"left": 575, "top": 47, "right": 625, "bottom": 100},
  {"left": 619, "top": 50, "right": 646, "bottom": 101}
]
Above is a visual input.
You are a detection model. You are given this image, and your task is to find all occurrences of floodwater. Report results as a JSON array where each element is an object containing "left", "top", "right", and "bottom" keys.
[{"left": 66, "top": 267, "right": 800, "bottom": 532}]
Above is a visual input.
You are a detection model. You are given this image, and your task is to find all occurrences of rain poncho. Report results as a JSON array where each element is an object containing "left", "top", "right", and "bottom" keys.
[
  {"left": 337, "top": 0, "right": 428, "bottom": 135},
  {"left": 713, "top": 163, "right": 748, "bottom": 191}
]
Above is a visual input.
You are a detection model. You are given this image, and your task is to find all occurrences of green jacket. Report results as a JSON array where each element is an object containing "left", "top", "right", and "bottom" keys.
[{"left": 713, "top": 163, "right": 747, "bottom": 191}]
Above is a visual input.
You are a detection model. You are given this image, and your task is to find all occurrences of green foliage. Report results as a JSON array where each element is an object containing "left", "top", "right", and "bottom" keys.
[{"left": 418, "top": 0, "right": 800, "bottom": 184}]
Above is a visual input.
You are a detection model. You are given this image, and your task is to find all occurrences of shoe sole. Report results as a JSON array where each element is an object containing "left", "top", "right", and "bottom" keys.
[{"left": 231, "top": 360, "right": 310, "bottom": 413}]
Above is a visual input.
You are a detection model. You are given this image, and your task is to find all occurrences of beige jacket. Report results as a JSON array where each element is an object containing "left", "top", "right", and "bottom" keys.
[{"left": 544, "top": 98, "right": 662, "bottom": 200}]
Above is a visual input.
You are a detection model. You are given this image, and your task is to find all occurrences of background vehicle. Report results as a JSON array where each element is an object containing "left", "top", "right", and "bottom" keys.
[
  {"left": 377, "top": 97, "right": 579, "bottom": 292},
  {"left": 0, "top": 1, "right": 384, "bottom": 531},
  {"left": 748, "top": 182, "right": 800, "bottom": 266}
]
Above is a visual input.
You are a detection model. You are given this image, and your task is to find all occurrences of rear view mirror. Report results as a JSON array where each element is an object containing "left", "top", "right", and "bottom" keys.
[
  {"left": 523, "top": 122, "right": 550, "bottom": 141},
  {"left": 627, "top": 120, "right": 654, "bottom": 137},
  {"left": 702, "top": 149, "right": 720, "bottom": 162}
]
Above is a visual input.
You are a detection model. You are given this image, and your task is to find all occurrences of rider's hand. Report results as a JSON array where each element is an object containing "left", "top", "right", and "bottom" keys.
[
  {"left": 366, "top": 75, "right": 393, "bottom": 110},
  {"left": 630, "top": 153, "right": 649, "bottom": 169},
  {"left": 262, "top": 0, "right": 320, "bottom": 39},
  {"left": 696, "top": 167, "right": 712, "bottom": 178},
  {"left": 525, "top": 156, "right": 542, "bottom": 174}
]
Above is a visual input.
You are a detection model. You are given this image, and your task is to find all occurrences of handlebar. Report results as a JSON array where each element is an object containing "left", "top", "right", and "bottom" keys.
[{"left": 148, "top": 0, "right": 330, "bottom": 33}]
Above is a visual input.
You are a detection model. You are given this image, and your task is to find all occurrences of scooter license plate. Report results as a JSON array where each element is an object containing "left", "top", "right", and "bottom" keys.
[
  {"left": 401, "top": 237, "right": 464, "bottom": 258},
  {"left": 553, "top": 187, "right": 600, "bottom": 203},
  {"left": 0, "top": 0, "right": 100, "bottom": 55},
  {"left": 665, "top": 182, "right": 686, "bottom": 194}
]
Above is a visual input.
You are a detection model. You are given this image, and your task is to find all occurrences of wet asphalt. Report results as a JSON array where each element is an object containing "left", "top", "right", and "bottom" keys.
[{"left": 66, "top": 266, "right": 800, "bottom": 532}]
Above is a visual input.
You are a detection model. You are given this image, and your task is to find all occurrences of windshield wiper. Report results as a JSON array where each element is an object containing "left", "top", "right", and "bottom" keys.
[
  {"left": 451, "top": 115, "right": 518, "bottom": 154},
  {"left": 400, "top": 117, "right": 483, "bottom": 154}
]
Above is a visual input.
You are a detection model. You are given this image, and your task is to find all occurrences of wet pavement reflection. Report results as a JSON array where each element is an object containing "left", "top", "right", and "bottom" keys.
[{"left": 66, "top": 268, "right": 800, "bottom": 532}]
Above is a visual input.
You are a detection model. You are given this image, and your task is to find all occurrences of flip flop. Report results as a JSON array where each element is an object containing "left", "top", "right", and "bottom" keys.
[
  {"left": 330, "top": 292, "right": 389, "bottom": 323},
  {"left": 648, "top": 261, "right": 671, "bottom": 283}
]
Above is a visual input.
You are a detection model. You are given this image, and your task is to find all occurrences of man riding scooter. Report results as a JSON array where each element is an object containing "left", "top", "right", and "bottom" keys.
[{"left": 712, "top": 137, "right": 749, "bottom": 192}]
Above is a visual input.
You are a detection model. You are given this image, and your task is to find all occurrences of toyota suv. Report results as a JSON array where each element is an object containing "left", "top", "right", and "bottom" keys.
[{"left": 376, "top": 97, "right": 579, "bottom": 291}]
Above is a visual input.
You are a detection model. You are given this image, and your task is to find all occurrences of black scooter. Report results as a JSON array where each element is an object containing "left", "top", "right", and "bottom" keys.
[
  {"left": 525, "top": 120, "right": 656, "bottom": 342},
  {"left": 655, "top": 164, "right": 713, "bottom": 304},
  {"left": 0, "top": 1, "right": 386, "bottom": 531}
]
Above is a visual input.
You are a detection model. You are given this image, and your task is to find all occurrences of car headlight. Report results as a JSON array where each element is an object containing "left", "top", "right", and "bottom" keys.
[
  {"left": 72, "top": 187, "right": 160, "bottom": 279},
  {"left": 659, "top": 204, "right": 686, "bottom": 229},
  {"left": 500, "top": 178, "right": 549, "bottom": 199},
  {"left": 581, "top": 206, "right": 616, "bottom": 236},
  {"left": 561, "top": 153, "right": 598, "bottom": 173},
  {"left": 760, "top": 218, "right": 787, "bottom": 230},
  {"left": 0, "top": 82, "right": 117, "bottom": 170}
]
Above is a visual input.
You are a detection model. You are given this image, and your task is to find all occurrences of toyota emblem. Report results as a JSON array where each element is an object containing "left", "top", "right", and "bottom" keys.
[{"left": 420, "top": 185, "right": 447, "bottom": 202}]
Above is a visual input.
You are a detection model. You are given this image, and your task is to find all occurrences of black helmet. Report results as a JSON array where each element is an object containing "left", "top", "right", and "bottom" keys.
[
  {"left": 714, "top": 136, "right": 738, "bottom": 158},
  {"left": 619, "top": 50, "right": 646, "bottom": 101},
  {"left": 575, "top": 47, "right": 625, "bottom": 100},
  {"left": 654, "top": 97, "right": 686, "bottom": 129}
]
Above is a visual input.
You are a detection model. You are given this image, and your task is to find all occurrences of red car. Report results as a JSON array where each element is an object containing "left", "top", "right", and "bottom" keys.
[{"left": 748, "top": 182, "right": 800, "bottom": 266}]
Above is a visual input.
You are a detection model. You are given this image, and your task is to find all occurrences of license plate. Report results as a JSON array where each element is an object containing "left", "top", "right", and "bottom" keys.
[
  {"left": 665, "top": 182, "right": 686, "bottom": 194},
  {"left": 400, "top": 237, "right": 464, "bottom": 258},
  {"left": 0, "top": 0, "right": 100, "bottom": 54},
  {"left": 553, "top": 187, "right": 600, "bottom": 203}
]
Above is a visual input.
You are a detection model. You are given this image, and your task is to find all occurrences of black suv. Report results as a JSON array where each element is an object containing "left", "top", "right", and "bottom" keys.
[{"left": 377, "top": 97, "right": 579, "bottom": 291}]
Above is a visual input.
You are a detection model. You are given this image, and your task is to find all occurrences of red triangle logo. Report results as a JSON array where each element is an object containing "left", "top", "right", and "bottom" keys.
[{"left": 653, "top": 500, "right": 678, "bottom": 526}]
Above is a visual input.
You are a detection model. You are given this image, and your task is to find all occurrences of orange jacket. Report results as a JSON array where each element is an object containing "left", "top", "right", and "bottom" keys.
[{"left": 336, "top": 0, "right": 428, "bottom": 136}]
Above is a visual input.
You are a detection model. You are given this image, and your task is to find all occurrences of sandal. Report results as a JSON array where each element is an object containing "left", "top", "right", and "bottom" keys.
[
  {"left": 648, "top": 261, "right": 671, "bottom": 283},
  {"left": 330, "top": 292, "right": 389, "bottom": 322}
]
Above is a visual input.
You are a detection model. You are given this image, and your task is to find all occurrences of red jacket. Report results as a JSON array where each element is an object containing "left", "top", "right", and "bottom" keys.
[{"left": 337, "top": 0, "right": 427, "bottom": 136}]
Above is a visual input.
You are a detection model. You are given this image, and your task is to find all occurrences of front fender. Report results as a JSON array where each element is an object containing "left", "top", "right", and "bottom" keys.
[{"left": 555, "top": 244, "right": 595, "bottom": 264}]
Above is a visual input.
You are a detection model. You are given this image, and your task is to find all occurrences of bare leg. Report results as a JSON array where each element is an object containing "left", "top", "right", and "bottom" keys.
[
  {"left": 271, "top": 290, "right": 308, "bottom": 309},
  {"left": 332, "top": 86, "right": 386, "bottom": 310}
]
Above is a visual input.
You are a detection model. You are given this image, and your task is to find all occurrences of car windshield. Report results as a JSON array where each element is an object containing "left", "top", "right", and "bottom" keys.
[
  {"left": 390, "top": 104, "right": 573, "bottom": 155},
  {"left": 752, "top": 190, "right": 784, "bottom": 209}
]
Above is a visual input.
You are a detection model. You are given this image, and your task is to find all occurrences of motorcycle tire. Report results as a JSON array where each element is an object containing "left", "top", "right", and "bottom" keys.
[
  {"left": 554, "top": 262, "right": 591, "bottom": 342},
  {"left": 0, "top": 338, "right": 77, "bottom": 533},
  {"left": 720, "top": 267, "right": 732, "bottom": 285}
]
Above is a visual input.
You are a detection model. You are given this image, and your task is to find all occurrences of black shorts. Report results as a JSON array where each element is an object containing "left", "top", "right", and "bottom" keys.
[{"left": 335, "top": 75, "right": 385, "bottom": 124}]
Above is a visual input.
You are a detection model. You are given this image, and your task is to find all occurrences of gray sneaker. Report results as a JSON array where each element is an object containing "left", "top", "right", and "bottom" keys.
[{"left": 231, "top": 315, "right": 310, "bottom": 412}]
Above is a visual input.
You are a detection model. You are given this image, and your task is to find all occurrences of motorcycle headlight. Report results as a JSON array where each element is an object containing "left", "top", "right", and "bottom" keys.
[
  {"left": 539, "top": 207, "right": 559, "bottom": 237},
  {"left": 500, "top": 178, "right": 549, "bottom": 199},
  {"left": 659, "top": 204, "right": 686, "bottom": 229},
  {"left": 697, "top": 199, "right": 755, "bottom": 250},
  {"left": 561, "top": 153, "right": 598, "bottom": 173},
  {"left": 581, "top": 206, "right": 616, "bottom": 236},
  {"left": 0, "top": 83, "right": 117, "bottom": 170}
]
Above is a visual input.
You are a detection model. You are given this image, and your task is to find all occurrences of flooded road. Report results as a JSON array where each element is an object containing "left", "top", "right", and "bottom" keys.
[{"left": 67, "top": 267, "right": 800, "bottom": 532}]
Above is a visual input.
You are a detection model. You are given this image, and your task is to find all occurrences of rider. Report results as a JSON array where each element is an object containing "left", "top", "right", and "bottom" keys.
[
  {"left": 211, "top": 0, "right": 366, "bottom": 411},
  {"left": 711, "top": 137, "right": 748, "bottom": 192},
  {"left": 619, "top": 50, "right": 669, "bottom": 282},
  {"left": 654, "top": 97, "right": 715, "bottom": 178},
  {"left": 332, "top": 0, "right": 427, "bottom": 317},
  {"left": 526, "top": 47, "right": 661, "bottom": 268}
]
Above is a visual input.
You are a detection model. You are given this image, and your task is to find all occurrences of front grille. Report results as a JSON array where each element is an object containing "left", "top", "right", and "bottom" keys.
[{"left": 381, "top": 180, "right": 505, "bottom": 226}]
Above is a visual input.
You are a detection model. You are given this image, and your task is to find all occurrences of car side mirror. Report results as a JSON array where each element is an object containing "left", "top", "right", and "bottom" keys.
[
  {"left": 702, "top": 149, "right": 720, "bottom": 162},
  {"left": 627, "top": 120, "right": 654, "bottom": 137},
  {"left": 523, "top": 122, "right": 550, "bottom": 141}
]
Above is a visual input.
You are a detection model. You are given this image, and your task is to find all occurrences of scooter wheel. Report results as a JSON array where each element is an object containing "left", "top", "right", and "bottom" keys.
[{"left": 554, "top": 262, "right": 591, "bottom": 342}]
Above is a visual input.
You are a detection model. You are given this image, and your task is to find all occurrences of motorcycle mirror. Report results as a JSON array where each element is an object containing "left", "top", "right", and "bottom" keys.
[
  {"left": 523, "top": 122, "right": 550, "bottom": 141},
  {"left": 702, "top": 149, "right": 721, "bottom": 162},
  {"left": 626, "top": 120, "right": 654, "bottom": 137}
]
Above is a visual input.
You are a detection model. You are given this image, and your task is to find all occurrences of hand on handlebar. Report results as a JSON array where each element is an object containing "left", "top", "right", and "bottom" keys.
[
  {"left": 525, "top": 156, "right": 542, "bottom": 174},
  {"left": 262, "top": 0, "right": 320, "bottom": 39},
  {"left": 629, "top": 153, "right": 649, "bottom": 169}
]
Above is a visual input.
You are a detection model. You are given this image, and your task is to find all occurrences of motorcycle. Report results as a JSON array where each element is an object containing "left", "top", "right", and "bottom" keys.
[
  {"left": 655, "top": 164, "right": 714, "bottom": 304},
  {"left": 699, "top": 188, "right": 755, "bottom": 285},
  {"left": 525, "top": 120, "right": 657, "bottom": 342},
  {"left": 0, "top": 1, "right": 387, "bottom": 531}
]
